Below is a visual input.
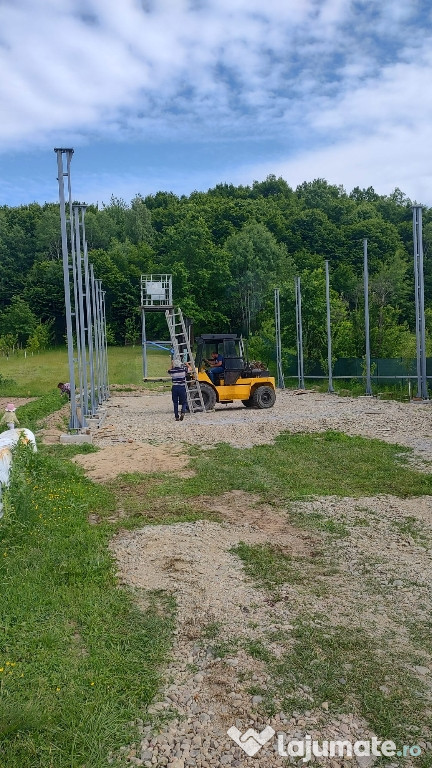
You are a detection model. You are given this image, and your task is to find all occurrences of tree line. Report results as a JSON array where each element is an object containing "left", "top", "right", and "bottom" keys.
[{"left": 1, "top": 176, "right": 431, "bottom": 370}]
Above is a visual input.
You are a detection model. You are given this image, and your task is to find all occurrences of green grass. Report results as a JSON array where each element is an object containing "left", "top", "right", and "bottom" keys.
[
  {"left": 152, "top": 431, "right": 432, "bottom": 505},
  {"left": 0, "top": 346, "right": 170, "bottom": 396},
  {"left": 232, "top": 543, "right": 432, "bottom": 765},
  {"left": 272, "top": 621, "right": 428, "bottom": 745},
  {"left": 0, "top": 442, "right": 175, "bottom": 768}
]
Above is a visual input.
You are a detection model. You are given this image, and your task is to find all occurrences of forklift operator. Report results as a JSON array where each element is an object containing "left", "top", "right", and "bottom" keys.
[{"left": 206, "top": 350, "right": 224, "bottom": 384}]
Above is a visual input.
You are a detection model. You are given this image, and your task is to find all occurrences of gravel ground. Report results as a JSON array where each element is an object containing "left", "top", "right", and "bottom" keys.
[
  {"left": 94, "top": 390, "right": 432, "bottom": 463},
  {"left": 96, "top": 391, "right": 432, "bottom": 767},
  {"left": 110, "top": 494, "right": 432, "bottom": 768}
]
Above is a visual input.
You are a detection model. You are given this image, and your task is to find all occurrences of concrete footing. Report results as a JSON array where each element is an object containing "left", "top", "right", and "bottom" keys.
[{"left": 60, "top": 433, "right": 93, "bottom": 445}]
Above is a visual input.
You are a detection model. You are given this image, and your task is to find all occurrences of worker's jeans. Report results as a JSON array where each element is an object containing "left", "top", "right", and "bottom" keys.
[
  {"left": 208, "top": 368, "right": 223, "bottom": 384},
  {"left": 172, "top": 385, "right": 187, "bottom": 418}
]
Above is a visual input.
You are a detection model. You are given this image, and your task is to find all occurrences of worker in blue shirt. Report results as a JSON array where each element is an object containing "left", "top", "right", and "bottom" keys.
[{"left": 206, "top": 350, "right": 224, "bottom": 385}]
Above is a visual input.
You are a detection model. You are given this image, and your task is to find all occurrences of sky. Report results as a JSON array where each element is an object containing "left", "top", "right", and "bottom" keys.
[{"left": 1, "top": 0, "right": 432, "bottom": 207}]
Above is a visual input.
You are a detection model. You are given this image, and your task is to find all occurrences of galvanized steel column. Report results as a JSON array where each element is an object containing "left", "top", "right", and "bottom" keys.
[
  {"left": 325, "top": 260, "right": 334, "bottom": 393},
  {"left": 413, "top": 207, "right": 428, "bottom": 399},
  {"left": 54, "top": 149, "right": 80, "bottom": 430},
  {"left": 363, "top": 239, "right": 372, "bottom": 395},
  {"left": 274, "top": 288, "right": 284, "bottom": 389},
  {"left": 295, "top": 276, "right": 305, "bottom": 389}
]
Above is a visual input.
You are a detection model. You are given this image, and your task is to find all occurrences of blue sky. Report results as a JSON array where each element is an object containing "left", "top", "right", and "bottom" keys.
[{"left": 1, "top": 0, "right": 432, "bottom": 207}]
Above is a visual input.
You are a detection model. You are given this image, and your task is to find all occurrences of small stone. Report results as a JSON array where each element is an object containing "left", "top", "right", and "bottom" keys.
[
  {"left": 140, "top": 750, "right": 153, "bottom": 761},
  {"left": 321, "top": 701, "right": 329, "bottom": 711},
  {"left": 414, "top": 665, "right": 430, "bottom": 675},
  {"left": 252, "top": 695, "right": 263, "bottom": 705},
  {"left": 194, "top": 673, "right": 204, "bottom": 683}
]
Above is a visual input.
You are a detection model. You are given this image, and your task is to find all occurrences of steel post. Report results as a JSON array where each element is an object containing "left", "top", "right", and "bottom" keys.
[
  {"left": 101, "top": 290, "right": 109, "bottom": 398},
  {"left": 66, "top": 153, "right": 85, "bottom": 425},
  {"left": 73, "top": 206, "right": 89, "bottom": 418},
  {"left": 325, "top": 260, "right": 334, "bottom": 393},
  {"left": 413, "top": 207, "right": 428, "bottom": 399},
  {"left": 54, "top": 149, "right": 80, "bottom": 430},
  {"left": 96, "top": 280, "right": 104, "bottom": 400},
  {"left": 295, "top": 277, "right": 305, "bottom": 389},
  {"left": 363, "top": 239, "right": 372, "bottom": 395},
  {"left": 90, "top": 264, "right": 102, "bottom": 406},
  {"left": 142, "top": 309, "right": 148, "bottom": 379},
  {"left": 80, "top": 207, "right": 97, "bottom": 415},
  {"left": 274, "top": 289, "right": 284, "bottom": 389}
]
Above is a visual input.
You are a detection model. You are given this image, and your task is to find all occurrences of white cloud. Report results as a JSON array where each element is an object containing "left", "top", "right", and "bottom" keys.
[
  {"left": 239, "top": 122, "right": 432, "bottom": 203},
  {"left": 0, "top": 0, "right": 420, "bottom": 144},
  {"left": 1, "top": 0, "right": 432, "bottom": 202}
]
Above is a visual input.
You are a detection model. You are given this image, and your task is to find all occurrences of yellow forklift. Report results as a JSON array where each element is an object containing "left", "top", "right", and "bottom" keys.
[{"left": 193, "top": 333, "right": 276, "bottom": 410}]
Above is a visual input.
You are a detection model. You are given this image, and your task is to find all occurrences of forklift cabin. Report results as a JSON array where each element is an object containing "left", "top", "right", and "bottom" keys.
[{"left": 195, "top": 334, "right": 246, "bottom": 386}]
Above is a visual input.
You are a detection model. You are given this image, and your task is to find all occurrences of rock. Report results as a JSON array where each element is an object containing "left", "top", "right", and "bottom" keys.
[
  {"left": 414, "top": 665, "right": 430, "bottom": 675},
  {"left": 321, "top": 701, "right": 329, "bottom": 710},
  {"left": 252, "top": 695, "right": 263, "bottom": 705}
]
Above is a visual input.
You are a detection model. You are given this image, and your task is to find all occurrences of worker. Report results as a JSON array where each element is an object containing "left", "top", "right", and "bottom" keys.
[
  {"left": 168, "top": 358, "right": 188, "bottom": 421},
  {"left": 58, "top": 382, "right": 71, "bottom": 399},
  {"left": 206, "top": 350, "right": 224, "bottom": 385}
]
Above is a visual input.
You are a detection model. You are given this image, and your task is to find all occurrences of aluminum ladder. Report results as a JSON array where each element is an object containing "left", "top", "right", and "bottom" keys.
[{"left": 165, "top": 308, "right": 205, "bottom": 413}]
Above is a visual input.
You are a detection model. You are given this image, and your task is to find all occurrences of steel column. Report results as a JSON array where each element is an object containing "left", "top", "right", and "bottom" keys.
[
  {"left": 54, "top": 149, "right": 80, "bottom": 430},
  {"left": 413, "top": 206, "right": 428, "bottom": 399},
  {"left": 73, "top": 206, "right": 89, "bottom": 418},
  {"left": 80, "top": 207, "right": 97, "bottom": 415},
  {"left": 295, "top": 276, "right": 305, "bottom": 389},
  {"left": 325, "top": 261, "right": 334, "bottom": 393},
  {"left": 274, "top": 289, "right": 284, "bottom": 389},
  {"left": 363, "top": 239, "right": 372, "bottom": 395},
  {"left": 141, "top": 309, "right": 148, "bottom": 379}
]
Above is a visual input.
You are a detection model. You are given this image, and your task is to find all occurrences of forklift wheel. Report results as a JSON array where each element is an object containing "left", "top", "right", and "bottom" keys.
[
  {"left": 242, "top": 399, "right": 254, "bottom": 408},
  {"left": 251, "top": 385, "right": 276, "bottom": 409},
  {"left": 200, "top": 382, "right": 217, "bottom": 411}
]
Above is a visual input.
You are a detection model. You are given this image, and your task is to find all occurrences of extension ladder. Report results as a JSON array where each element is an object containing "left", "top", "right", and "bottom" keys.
[{"left": 165, "top": 308, "right": 205, "bottom": 414}]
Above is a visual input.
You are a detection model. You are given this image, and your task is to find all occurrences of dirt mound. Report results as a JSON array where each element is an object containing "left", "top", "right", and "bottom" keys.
[
  {"left": 193, "top": 490, "right": 311, "bottom": 554},
  {"left": 72, "top": 441, "right": 190, "bottom": 482}
]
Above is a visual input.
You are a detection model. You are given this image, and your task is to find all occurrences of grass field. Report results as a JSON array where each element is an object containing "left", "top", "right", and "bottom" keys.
[{"left": 0, "top": 346, "right": 170, "bottom": 396}]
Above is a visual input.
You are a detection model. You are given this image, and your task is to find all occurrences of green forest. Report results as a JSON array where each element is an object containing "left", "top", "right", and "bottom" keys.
[{"left": 1, "top": 175, "right": 431, "bottom": 371}]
